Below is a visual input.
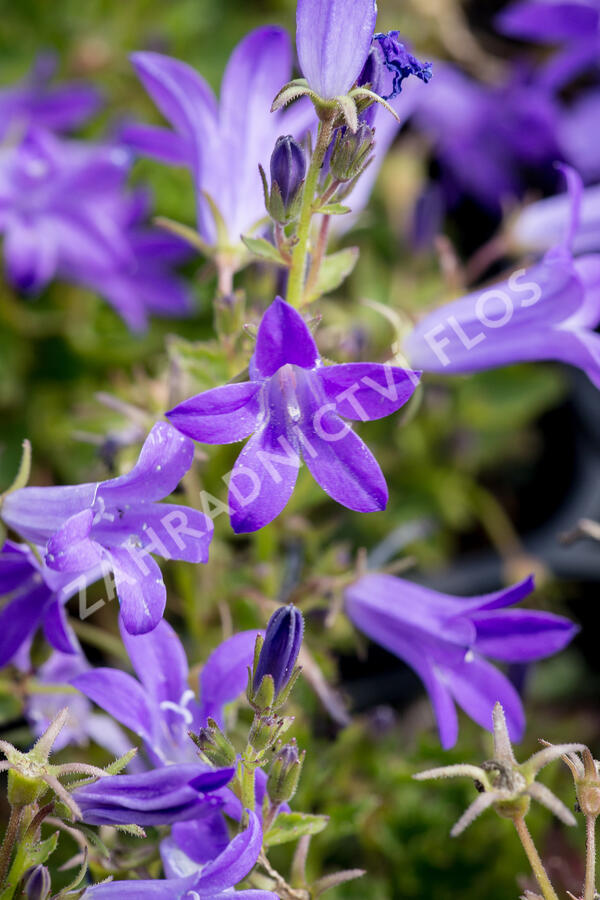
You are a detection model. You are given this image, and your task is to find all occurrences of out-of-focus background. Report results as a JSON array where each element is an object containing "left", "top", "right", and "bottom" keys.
[{"left": 1, "top": 0, "right": 599, "bottom": 896}]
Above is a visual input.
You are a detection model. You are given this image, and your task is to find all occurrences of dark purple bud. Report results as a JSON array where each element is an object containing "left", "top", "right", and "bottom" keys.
[
  {"left": 253, "top": 604, "right": 304, "bottom": 698},
  {"left": 270, "top": 135, "right": 306, "bottom": 212},
  {"left": 22, "top": 865, "right": 51, "bottom": 900}
]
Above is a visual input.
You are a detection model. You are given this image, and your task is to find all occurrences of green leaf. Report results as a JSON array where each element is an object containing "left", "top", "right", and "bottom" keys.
[
  {"left": 264, "top": 812, "right": 329, "bottom": 847},
  {"left": 26, "top": 830, "right": 59, "bottom": 866},
  {"left": 317, "top": 203, "right": 351, "bottom": 216},
  {"left": 307, "top": 247, "right": 359, "bottom": 302},
  {"left": 241, "top": 235, "right": 286, "bottom": 266}
]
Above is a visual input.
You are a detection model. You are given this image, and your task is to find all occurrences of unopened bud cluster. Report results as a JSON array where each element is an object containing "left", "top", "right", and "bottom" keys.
[
  {"left": 267, "top": 739, "right": 305, "bottom": 806},
  {"left": 190, "top": 718, "right": 237, "bottom": 768},
  {"left": 329, "top": 123, "right": 375, "bottom": 184}
]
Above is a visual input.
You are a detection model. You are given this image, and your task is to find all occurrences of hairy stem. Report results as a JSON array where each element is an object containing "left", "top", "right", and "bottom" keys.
[
  {"left": 513, "top": 815, "right": 559, "bottom": 900},
  {"left": 0, "top": 806, "right": 23, "bottom": 887},
  {"left": 286, "top": 115, "right": 335, "bottom": 308},
  {"left": 585, "top": 815, "right": 597, "bottom": 900},
  {"left": 240, "top": 755, "right": 257, "bottom": 814}
]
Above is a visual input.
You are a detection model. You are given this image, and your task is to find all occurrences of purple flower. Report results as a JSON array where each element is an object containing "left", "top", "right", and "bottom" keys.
[
  {"left": 511, "top": 178, "right": 600, "bottom": 256},
  {"left": 270, "top": 135, "right": 306, "bottom": 210},
  {"left": 253, "top": 605, "right": 304, "bottom": 697},
  {"left": 345, "top": 573, "right": 578, "bottom": 748},
  {"left": 404, "top": 167, "right": 600, "bottom": 389},
  {"left": 296, "top": 0, "right": 430, "bottom": 102},
  {"left": 0, "top": 54, "right": 101, "bottom": 140},
  {"left": 0, "top": 541, "right": 99, "bottom": 667},
  {"left": 167, "top": 297, "right": 420, "bottom": 533},
  {"left": 72, "top": 618, "right": 259, "bottom": 766},
  {"left": 1, "top": 423, "right": 213, "bottom": 634},
  {"left": 124, "top": 28, "right": 313, "bottom": 246},
  {"left": 73, "top": 764, "right": 234, "bottom": 826},
  {"left": 83, "top": 809, "right": 275, "bottom": 898},
  {"left": 24, "top": 650, "right": 135, "bottom": 761}
]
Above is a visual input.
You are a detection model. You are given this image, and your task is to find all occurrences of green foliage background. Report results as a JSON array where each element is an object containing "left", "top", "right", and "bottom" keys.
[{"left": 0, "top": 0, "right": 593, "bottom": 897}]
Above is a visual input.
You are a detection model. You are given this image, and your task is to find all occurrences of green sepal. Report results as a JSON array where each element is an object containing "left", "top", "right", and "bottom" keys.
[
  {"left": 116, "top": 824, "right": 146, "bottom": 838},
  {"left": 317, "top": 203, "right": 351, "bottom": 216},
  {"left": 349, "top": 86, "right": 401, "bottom": 123},
  {"left": 305, "top": 248, "right": 359, "bottom": 302},
  {"left": 334, "top": 95, "right": 358, "bottom": 133},
  {"left": 241, "top": 235, "right": 287, "bottom": 267},
  {"left": 52, "top": 848, "right": 88, "bottom": 899},
  {"left": 312, "top": 868, "right": 366, "bottom": 896},
  {"left": 264, "top": 811, "right": 329, "bottom": 847},
  {"left": 104, "top": 748, "right": 138, "bottom": 775},
  {"left": 271, "top": 79, "right": 319, "bottom": 112},
  {"left": 1, "top": 438, "right": 32, "bottom": 505}
]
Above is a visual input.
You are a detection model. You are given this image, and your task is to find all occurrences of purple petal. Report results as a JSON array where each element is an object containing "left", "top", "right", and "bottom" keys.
[
  {"left": 171, "top": 813, "right": 230, "bottom": 866},
  {"left": 84, "top": 875, "right": 199, "bottom": 899},
  {"left": 195, "top": 809, "right": 263, "bottom": 893},
  {"left": 98, "top": 422, "right": 194, "bottom": 505},
  {"left": 71, "top": 668, "right": 155, "bottom": 741},
  {"left": 301, "top": 405, "right": 388, "bottom": 512},
  {"left": 253, "top": 297, "right": 320, "bottom": 378},
  {"left": 120, "top": 618, "right": 189, "bottom": 710},
  {"left": 0, "top": 541, "right": 37, "bottom": 592},
  {"left": 3, "top": 218, "right": 58, "bottom": 293},
  {"left": 45, "top": 509, "right": 104, "bottom": 573},
  {"left": 446, "top": 575, "right": 536, "bottom": 614},
  {"left": 442, "top": 654, "right": 526, "bottom": 742},
  {"left": 2, "top": 483, "right": 97, "bottom": 546},
  {"left": 318, "top": 363, "right": 420, "bottom": 421},
  {"left": 404, "top": 255, "right": 586, "bottom": 374},
  {"left": 109, "top": 547, "right": 166, "bottom": 635},
  {"left": 119, "top": 122, "right": 192, "bottom": 166},
  {"left": 0, "top": 584, "right": 49, "bottom": 667},
  {"left": 42, "top": 600, "right": 79, "bottom": 655},
  {"left": 229, "top": 421, "right": 301, "bottom": 534},
  {"left": 297, "top": 0, "right": 377, "bottom": 98},
  {"left": 167, "top": 382, "right": 262, "bottom": 444},
  {"left": 471, "top": 610, "right": 578, "bottom": 662},
  {"left": 496, "top": 2, "right": 598, "bottom": 42},
  {"left": 94, "top": 502, "right": 213, "bottom": 564},
  {"left": 198, "top": 630, "right": 262, "bottom": 727}
]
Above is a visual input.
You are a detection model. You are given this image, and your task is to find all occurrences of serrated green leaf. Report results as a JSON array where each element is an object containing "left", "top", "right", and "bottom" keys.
[
  {"left": 306, "top": 247, "right": 359, "bottom": 302},
  {"left": 26, "top": 830, "right": 59, "bottom": 866},
  {"left": 318, "top": 203, "right": 351, "bottom": 216},
  {"left": 264, "top": 812, "right": 329, "bottom": 847},
  {"left": 241, "top": 235, "right": 286, "bottom": 266}
]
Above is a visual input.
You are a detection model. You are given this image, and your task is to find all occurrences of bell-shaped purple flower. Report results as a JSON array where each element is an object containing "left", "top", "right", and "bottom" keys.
[
  {"left": 83, "top": 809, "right": 276, "bottom": 898},
  {"left": 1, "top": 423, "right": 213, "bottom": 634},
  {"left": 270, "top": 135, "right": 306, "bottom": 209},
  {"left": 167, "top": 297, "right": 420, "bottom": 533},
  {"left": 253, "top": 605, "right": 304, "bottom": 698},
  {"left": 404, "top": 167, "right": 600, "bottom": 389},
  {"left": 296, "top": 0, "right": 378, "bottom": 99},
  {"left": 73, "top": 764, "right": 234, "bottom": 826},
  {"left": 345, "top": 573, "right": 578, "bottom": 749}
]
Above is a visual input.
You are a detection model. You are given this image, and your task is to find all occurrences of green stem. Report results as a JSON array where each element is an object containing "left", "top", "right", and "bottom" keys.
[
  {"left": 286, "top": 115, "right": 335, "bottom": 308},
  {"left": 512, "top": 815, "right": 559, "bottom": 900},
  {"left": 0, "top": 806, "right": 22, "bottom": 888},
  {"left": 304, "top": 214, "right": 331, "bottom": 302},
  {"left": 585, "top": 815, "right": 597, "bottom": 900},
  {"left": 240, "top": 756, "right": 256, "bottom": 813}
]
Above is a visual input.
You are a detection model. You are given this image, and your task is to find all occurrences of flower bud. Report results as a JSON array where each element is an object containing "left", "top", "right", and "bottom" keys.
[
  {"left": 265, "top": 136, "right": 306, "bottom": 224},
  {"left": 267, "top": 740, "right": 305, "bottom": 806},
  {"left": 22, "top": 865, "right": 51, "bottom": 900},
  {"left": 248, "top": 714, "right": 286, "bottom": 752},
  {"left": 329, "top": 124, "right": 375, "bottom": 183},
  {"left": 189, "top": 719, "right": 236, "bottom": 768},
  {"left": 251, "top": 605, "right": 303, "bottom": 709}
]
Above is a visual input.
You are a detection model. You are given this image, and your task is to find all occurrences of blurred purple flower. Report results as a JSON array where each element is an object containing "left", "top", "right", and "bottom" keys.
[
  {"left": 0, "top": 54, "right": 101, "bottom": 139},
  {"left": 1, "top": 423, "right": 213, "bottom": 634},
  {"left": 405, "top": 167, "right": 600, "bottom": 389},
  {"left": 167, "top": 297, "right": 420, "bottom": 533},
  {"left": 84, "top": 809, "right": 275, "bottom": 898},
  {"left": 73, "top": 763, "right": 234, "bottom": 826},
  {"left": 124, "top": 28, "right": 313, "bottom": 246},
  {"left": 0, "top": 540, "right": 100, "bottom": 667},
  {"left": 345, "top": 573, "right": 578, "bottom": 748},
  {"left": 512, "top": 179, "right": 600, "bottom": 255}
]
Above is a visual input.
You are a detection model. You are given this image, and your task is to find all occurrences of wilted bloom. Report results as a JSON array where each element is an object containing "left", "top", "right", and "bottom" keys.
[
  {"left": 1, "top": 423, "right": 213, "bottom": 634},
  {"left": 84, "top": 810, "right": 276, "bottom": 898},
  {"left": 295, "top": 0, "right": 430, "bottom": 108},
  {"left": 167, "top": 297, "right": 420, "bottom": 532},
  {"left": 72, "top": 618, "right": 259, "bottom": 766},
  {"left": 124, "top": 28, "right": 313, "bottom": 247},
  {"left": 405, "top": 167, "right": 600, "bottom": 390},
  {"left": 267, "top": 135, "right": 306, "bottom": 223},
  {"left": 554, "top": 744, "right": 600, "bottom": 819},
  {"left": 414, "top": 703, "right": 584, "bottom": 836},
  {"left": 73, "top": 764, "right": 234, "bottom": 826},
  {"left": 0, "top": 54, "right": 100, "bottom": 140},
  {"left": 252, "top": 604, "right": 304, "bottom": 706},
  {"left": 345, "top": 573, "right": 578, "bottom": 748}
]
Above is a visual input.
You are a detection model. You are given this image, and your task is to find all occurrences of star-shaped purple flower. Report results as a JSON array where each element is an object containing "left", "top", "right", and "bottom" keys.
[
  {"left": 167, "top": 297, "right": 420, "bottom": 533},
  {"left": 345, "top": 573, "right": 578, "bottom": 749},
  {"left": 1, "top": 423, "right": 213, "bottom": 634}
]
